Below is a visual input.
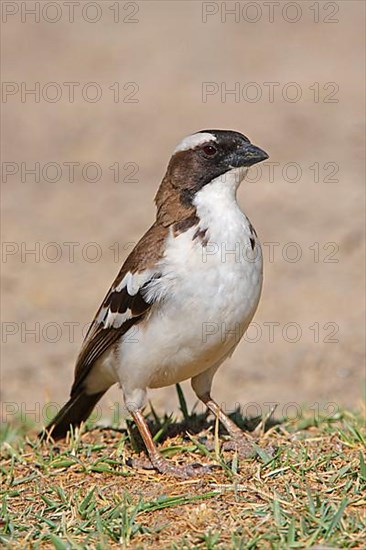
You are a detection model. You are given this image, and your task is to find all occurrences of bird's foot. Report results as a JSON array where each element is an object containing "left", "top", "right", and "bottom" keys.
[
  {"left": 128, "top": 455, "right": 216, "bottom": 479},
  {"left": 222, "top": 436, "right": 257, "bottom": 459},
  {"left": 222, "top": 436, "right": 277, "bottom": 462},
  {"left": 154, "top": 459, "right": 215, "bottom": 479}
]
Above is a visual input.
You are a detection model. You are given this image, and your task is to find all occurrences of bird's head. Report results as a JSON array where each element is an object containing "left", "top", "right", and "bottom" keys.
[
  {"left": 162, "top": 129, "right": 269, "bottom": 206},
  {"left": 155, "top": 130, "right": 268, "bottom": 224}
]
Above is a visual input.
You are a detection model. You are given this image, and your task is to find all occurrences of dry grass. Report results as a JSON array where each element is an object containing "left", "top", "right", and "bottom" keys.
[{"left": 1, "top": 390, "right": 365, "bottom": 549}]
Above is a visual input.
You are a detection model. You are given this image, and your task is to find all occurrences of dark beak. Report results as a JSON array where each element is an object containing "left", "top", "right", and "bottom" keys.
[{"left": 231, "top": 143, "right": 269, "bottom": 168}]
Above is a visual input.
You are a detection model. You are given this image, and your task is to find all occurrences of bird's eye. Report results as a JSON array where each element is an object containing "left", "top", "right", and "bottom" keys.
[{"left": 202, "top": 145, "right": 217, "bottom": 157}]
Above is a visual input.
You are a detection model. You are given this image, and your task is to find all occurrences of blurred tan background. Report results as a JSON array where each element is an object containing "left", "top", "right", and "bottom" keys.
[{"left": 1, "top": 1, "right": 365, "bottom": 425}]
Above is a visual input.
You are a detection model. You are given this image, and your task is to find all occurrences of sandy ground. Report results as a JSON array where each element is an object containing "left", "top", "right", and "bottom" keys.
[{"left": 1, "top": 1, "right": 365, "bottom": 426}]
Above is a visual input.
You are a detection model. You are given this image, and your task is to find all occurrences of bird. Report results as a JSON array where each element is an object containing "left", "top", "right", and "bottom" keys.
[{"left": 42, "top": 129, "right": 269, "bottom": 478}]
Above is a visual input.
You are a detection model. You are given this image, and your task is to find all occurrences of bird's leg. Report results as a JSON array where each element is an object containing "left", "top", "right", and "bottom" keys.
[
  {"left": 191, "top": 367, "right": 255, "bottom": 458},
  {"left": 129, "top": 409, "right": 213, "bottom": 479},
  {"left": 198, "top": 393, "right": 256, "bottom": 458}
]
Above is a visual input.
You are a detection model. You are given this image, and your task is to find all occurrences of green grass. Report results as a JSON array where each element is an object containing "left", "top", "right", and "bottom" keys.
[{"left": 1, "top": 390, "right": 365, "bottom": 549}]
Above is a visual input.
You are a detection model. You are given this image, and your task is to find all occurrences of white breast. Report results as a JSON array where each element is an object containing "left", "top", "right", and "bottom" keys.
[{"left": 116, "top": 168, "right": 263, "bottom": 394}]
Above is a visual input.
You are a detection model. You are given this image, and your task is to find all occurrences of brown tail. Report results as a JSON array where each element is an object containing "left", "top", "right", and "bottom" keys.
[{"left": 40, "top": 390, "right": 105, "bottom": 441}]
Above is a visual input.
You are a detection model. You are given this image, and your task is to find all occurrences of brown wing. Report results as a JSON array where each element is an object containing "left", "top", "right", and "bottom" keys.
[{"left": 70, "top": 222, "right": 168, "bottom": 396}]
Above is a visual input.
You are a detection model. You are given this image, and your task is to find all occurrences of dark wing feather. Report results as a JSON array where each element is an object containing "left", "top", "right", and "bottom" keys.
[
  {"left": 70, "top": 222, "right": 169, "bottom": 396},
  {"left": 71, "top": 275, "right": 156, "bottom": 396},
  {"left": 65, "top": 190, "right": 202, "bottom": 399}
]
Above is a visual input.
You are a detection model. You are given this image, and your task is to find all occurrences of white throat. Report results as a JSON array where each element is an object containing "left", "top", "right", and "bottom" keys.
[
  {"left": 193, "top": 167, "right": 248, "bottom": 214},
  {"left": 192, "top": 167, "right": 250, "bottom": 243}
]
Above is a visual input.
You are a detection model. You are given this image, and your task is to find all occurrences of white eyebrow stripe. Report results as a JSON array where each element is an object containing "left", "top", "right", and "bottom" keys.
[{"left": 173, "top": 132, "right": 217, "bottom": 153}]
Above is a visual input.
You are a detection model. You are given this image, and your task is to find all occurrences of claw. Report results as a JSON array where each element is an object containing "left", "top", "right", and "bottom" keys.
[
  {"left": 128, "top": 455, "right": 218, "bottom": 479},
  {"left": 222, "top": 438, "right": 257, "bottom": 459}
]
